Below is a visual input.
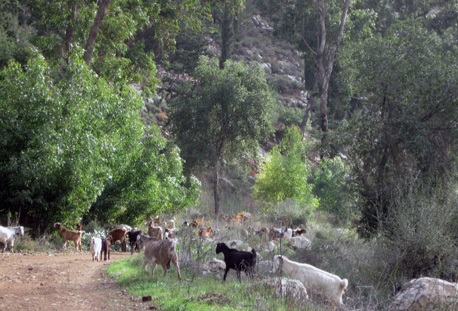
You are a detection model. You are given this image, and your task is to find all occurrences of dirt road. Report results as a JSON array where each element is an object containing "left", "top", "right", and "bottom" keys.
[{"left": 0, "top": 251, "right": 154, "bottom": 311}]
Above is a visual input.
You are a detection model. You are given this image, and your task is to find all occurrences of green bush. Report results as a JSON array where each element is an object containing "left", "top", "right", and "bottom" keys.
[
  {"left": 377, "top": 186, "right": 458, "bottom": 282},
  {"left": 311, "top": 157, "right": 356, "bottom": 226}
]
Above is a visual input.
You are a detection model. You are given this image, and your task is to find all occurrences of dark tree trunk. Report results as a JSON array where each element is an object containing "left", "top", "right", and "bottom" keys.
[
  {"left": 219, "top": 8, "right": 234, "bottom": 69},
  {"left": 65, "top": 0, "right": 77, "bottom": 55},
  {"left": 312, "top": 0, "right": 351, "bottom": 150},
  {"left": 83, "top": 0, "right": 111, "bottom": 65}
]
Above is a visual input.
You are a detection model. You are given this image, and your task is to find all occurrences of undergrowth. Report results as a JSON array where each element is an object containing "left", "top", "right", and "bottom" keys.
[{"left": 106, "top": 253, "right": 320, "bottom": 311}]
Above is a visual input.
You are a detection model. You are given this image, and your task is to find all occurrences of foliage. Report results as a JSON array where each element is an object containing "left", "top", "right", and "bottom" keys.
[
  {"left": 311, "top": 157, "right": 355, "bottom": 225},
  {"left": 167, "top": 29, "right": 209, "bottom": 73},
  {"left": 86, "top": 126, "right": 201, "bottom": 226},
  {"left": 0, "top": 0, "right": 35, "bottom": 67},
  {"left": 170, "top": 56, "right": 276, "bottom": 214},
  {"left": 341, "top": 21, "right": 458, "bottom": 237},
  {"left": 374, "top": 183, "right": 458, "bottom": 283},
  {"left": 253, "top": 126, "right": 318, "bottom": 215},
  {"left": 0, "top": 51, "right": 151, "bottom": 234},
  {"left": 107, "top": 253, "right": 312, "bottom": 311},
  {"left": 7, "top": 0, "right": 213, "bottom": 97}
]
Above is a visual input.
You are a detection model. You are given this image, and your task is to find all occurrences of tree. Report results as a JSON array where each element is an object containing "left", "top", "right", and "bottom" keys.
[
  {"left": 83, "top": 0, "right": 112, "bottom": 65},
  {"left": 253, "top": 126, "right": 318, "bottom": 214},
  {"left": 85, "top": 126, "right": 201, "bottom": 225},
  {"left": 170, "top": 56, "right": 276, "bottom": 215},
  {"left": 19, "top": 0, "right": 211, "bottom": 96},
  {"left": 311, "top": 157, "right": 354, "bottom": 225},
  {"left": 342, "top": 21, "right": 458, "bottom": 237},
  {"left": 312, "top": 0, "right": 351, "bottom": 144},
  {"left": 0, "top": 0, "right": 35, "bottom": 67},
  {"left": 260, "top": 0, "right": 351, "bottom": 145},
  {"left": 212, "top": 0, "right": 245, "bottom": 68},
  {"left": 0, "top": 52, "right": 141, "bottom": 233}
]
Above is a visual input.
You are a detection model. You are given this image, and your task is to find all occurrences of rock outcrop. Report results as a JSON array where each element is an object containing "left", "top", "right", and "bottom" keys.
[{"left": 389, "top": 277, "right": 458, "bottom": 311}]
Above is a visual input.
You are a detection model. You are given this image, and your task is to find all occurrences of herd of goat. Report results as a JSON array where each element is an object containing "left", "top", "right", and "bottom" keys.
[{"left": 0, "top": 216, "right": 348, "bottom": 309}]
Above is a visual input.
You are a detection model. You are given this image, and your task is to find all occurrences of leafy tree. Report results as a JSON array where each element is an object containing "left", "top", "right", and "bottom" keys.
[
  {"left": 85, "top": 126, "right": 201, "bottom": 225},
  {"left": 212, "top": 0, "right": 245, "bottom": 68},
  {"left": 0, "top": 51, "right": 197, "bottom": 234},
  {"left": 253, "top": 126, "right": 318, "bottom": 214},
  {"left": 341, "top": 21, "right": 458, "bottom": 237},
  {"left": 311, "top": 157, "right": 354, "bottom": 225},
  {"left": 15, "top": 0, "right": 212, "bottom": 97},
  {"left": 170, "top": 56, "right": 276, "bottom": 215},
  {"left": 0, "top": 0, "right": 35, "bottom": 67}
]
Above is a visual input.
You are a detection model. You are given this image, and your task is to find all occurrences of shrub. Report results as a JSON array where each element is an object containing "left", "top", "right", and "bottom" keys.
[
  {"left": 377, "top": 186, "right": 458, "bottom": 283},
  {"left": 311, "top": 157, "right": 357, "bottom": 226}
]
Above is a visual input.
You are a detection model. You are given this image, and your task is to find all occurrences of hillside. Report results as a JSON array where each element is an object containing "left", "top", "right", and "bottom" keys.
[{"left": 145, "top": 13, "right": 308, "bottom": 138}]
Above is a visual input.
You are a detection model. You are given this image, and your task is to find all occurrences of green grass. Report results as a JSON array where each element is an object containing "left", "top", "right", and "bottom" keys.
[{"left": 106, "top": 254, "right": 314, "bottom": 311}]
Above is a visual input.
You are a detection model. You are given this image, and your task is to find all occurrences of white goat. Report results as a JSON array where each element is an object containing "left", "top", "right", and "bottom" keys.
[
  {"left": 272, "top": 255, "right": 348, "bottom": 309},
  {"left": 0, "top": 226, "right": 24, "bottom": 253},
  {"left": 90, "top": 237, "right": 102, "bottom": 261}
]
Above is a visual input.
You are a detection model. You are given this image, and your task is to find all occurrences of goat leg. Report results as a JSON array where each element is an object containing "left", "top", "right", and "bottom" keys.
[{"left": 223, "top": 268, "right": 230, "bottom": 281}]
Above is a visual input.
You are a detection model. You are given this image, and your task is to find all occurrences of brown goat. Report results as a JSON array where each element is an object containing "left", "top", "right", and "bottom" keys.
[
  {"left": 138, "top": 234, "right": 181, "bottom": 281},
  {"left": 54, "top": 222, "right": 83, "bottom": 251},
  {"left": 102, "top": 236, "right": 112, "bottom": 261},
  {"left": 108, "top": 227, "right": 128, "bottom": 252},
  {"left": 146, "top": 218, "right": 164, "bottom": 240},
  {"left": 197, "top": 227, "right": 215, "bottom": 239}
]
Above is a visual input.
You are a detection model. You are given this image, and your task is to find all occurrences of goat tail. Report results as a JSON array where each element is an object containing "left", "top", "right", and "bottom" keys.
[
  {"left": 171, "top": 239, "right": 178, "bottom": 249},
  {"left": 340, "top": 278, "right": 349, "bottom": 290},
  {"left": 251, "top": 248, "right": 257, "bottom": 259}
]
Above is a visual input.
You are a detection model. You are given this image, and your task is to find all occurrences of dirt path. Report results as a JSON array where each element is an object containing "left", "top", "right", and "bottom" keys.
[{"left": 0, "top": 251, "right": 155, "bottom": 311}]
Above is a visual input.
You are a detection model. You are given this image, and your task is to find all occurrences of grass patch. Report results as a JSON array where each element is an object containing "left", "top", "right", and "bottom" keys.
[{"left": 106, "top": 254, "right": 312, "bottom": 311}]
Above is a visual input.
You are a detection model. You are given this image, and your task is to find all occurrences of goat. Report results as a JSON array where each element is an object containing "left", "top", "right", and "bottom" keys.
[
  {"left": 101, "top": 236, "right": 112, "bottom": 261},
  {"left": 54, "top": 223, "right": 83, "bottom": 251},
  {"left": 198, "top": 226, "right": 215, "bottom": 239},
  {"left": 292, "top": 227, "right": 307, "bottom": 237},
  {"left": 137, "top": 234, "right": 181, "bottom": 281},
  {"left": 136, "top": 234, "right": 158, "bottom": 250},
  {"left": 113, "top": 224, "right": 132, "bottom": 232},
  {"left": 127, "top": 229, "right": 142, "bottom": 254},
  {"left": 215, "top": 242, "right": 256, "bottom": 281},
  {"left": 272, "top": 255, "right": 348, "bottom": 309},
  {"left": 0, "top": 226, "right": 24, "bottom": 253},
  {"left": 164, "top": 228, "right": 179, "bottom": 239},
  {"left": 269, "top": 227, "right": 288, "bottom": 240},
  {"left": 90, "top": 237, "right": 102, "bottom": 261},
  {"left": 108, "top": 227, "right": 128, "bottom": 252},
  {"left": 146, "top": 218, "right": 164, "bottom": 240}
]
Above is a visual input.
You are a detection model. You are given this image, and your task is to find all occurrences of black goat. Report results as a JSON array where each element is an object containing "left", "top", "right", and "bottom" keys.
[
  {"left": 215, "top": 242, "right": 256, "bottom": 281},
  {"left": 127, "top": 229, "right": 142, "bottom": 254},
  {"left": 101, "top": 236, "right": 112, "bottom": 261}
]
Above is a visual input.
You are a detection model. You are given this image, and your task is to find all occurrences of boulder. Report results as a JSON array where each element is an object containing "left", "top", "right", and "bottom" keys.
[
  {"left": 288, "top": 236, "right": 311, "bottom": 250},
  {"left": 389, "top": 277, "right": 458, "bottom": 311},
  {"left": 257, "top": 278, "right": 309, "bottom": 306},
  {"left": 202, "top": 258, "right": 226, "bottom": 277}
]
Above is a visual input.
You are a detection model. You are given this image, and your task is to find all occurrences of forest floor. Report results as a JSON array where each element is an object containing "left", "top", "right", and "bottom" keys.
[{"left": 0, "top": 251, "right": 157, "bottom": 310}]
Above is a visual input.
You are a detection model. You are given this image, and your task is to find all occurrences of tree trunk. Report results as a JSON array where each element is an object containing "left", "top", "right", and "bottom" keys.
[
  {"left": 312, "top": 0, "right": 351, "bottom": 147},
  {"left": 65, "top": 0, "right": 77, "bottom": 55},
  {"left": 83, "top": 0, "right": 111, "bottom": 65},
  {"left": 212, "top": 163, "right": 220, "bottom": 216},
  {"left": 219, "top": 9, "right": 234, "bottom": 69}
]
